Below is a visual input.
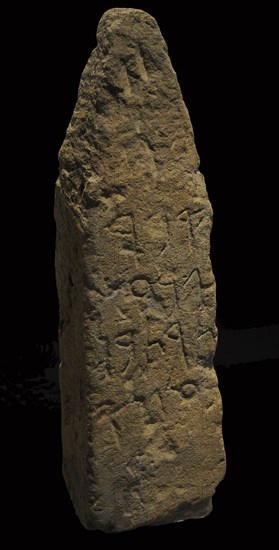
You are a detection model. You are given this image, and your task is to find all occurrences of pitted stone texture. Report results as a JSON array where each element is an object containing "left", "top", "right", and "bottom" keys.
[{"left": 55, "top": 8, "right": 226, "bottom": 532}]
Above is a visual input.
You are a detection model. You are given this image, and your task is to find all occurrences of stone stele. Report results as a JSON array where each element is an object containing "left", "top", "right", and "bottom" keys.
[{"left": 55, "top": 8, "right": 226, "bottom": 532}]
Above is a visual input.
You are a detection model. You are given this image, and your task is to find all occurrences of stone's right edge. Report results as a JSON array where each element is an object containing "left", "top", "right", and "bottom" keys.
[{"left": 55, "top": 7, "right": 226, "bottom": 533}]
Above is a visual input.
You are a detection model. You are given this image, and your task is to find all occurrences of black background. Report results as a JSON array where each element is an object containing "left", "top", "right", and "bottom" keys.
[{"left": 3, "top": 1, "right": 278, "bottom": 544}]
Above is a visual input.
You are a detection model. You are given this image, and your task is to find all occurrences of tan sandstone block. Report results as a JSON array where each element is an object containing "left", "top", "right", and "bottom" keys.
[{"left": 55, "top": 8, "right": 226, "bottom": 532}]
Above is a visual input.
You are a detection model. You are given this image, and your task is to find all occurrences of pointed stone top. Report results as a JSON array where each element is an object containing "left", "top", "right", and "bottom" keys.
[
  {"left": 98, "top": 7, "right": 158, "bottom": 29},
  {"left": 96, "top": 8, "right": 166, "bottom": 58},
  {"left": 59, "top": 7, "right": 199, "bottom": 208}
]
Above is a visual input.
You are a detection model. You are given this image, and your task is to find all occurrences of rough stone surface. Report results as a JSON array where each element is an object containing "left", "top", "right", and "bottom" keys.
[{"left": 55, "top": 8, "right": 226, "bottom": 532}]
